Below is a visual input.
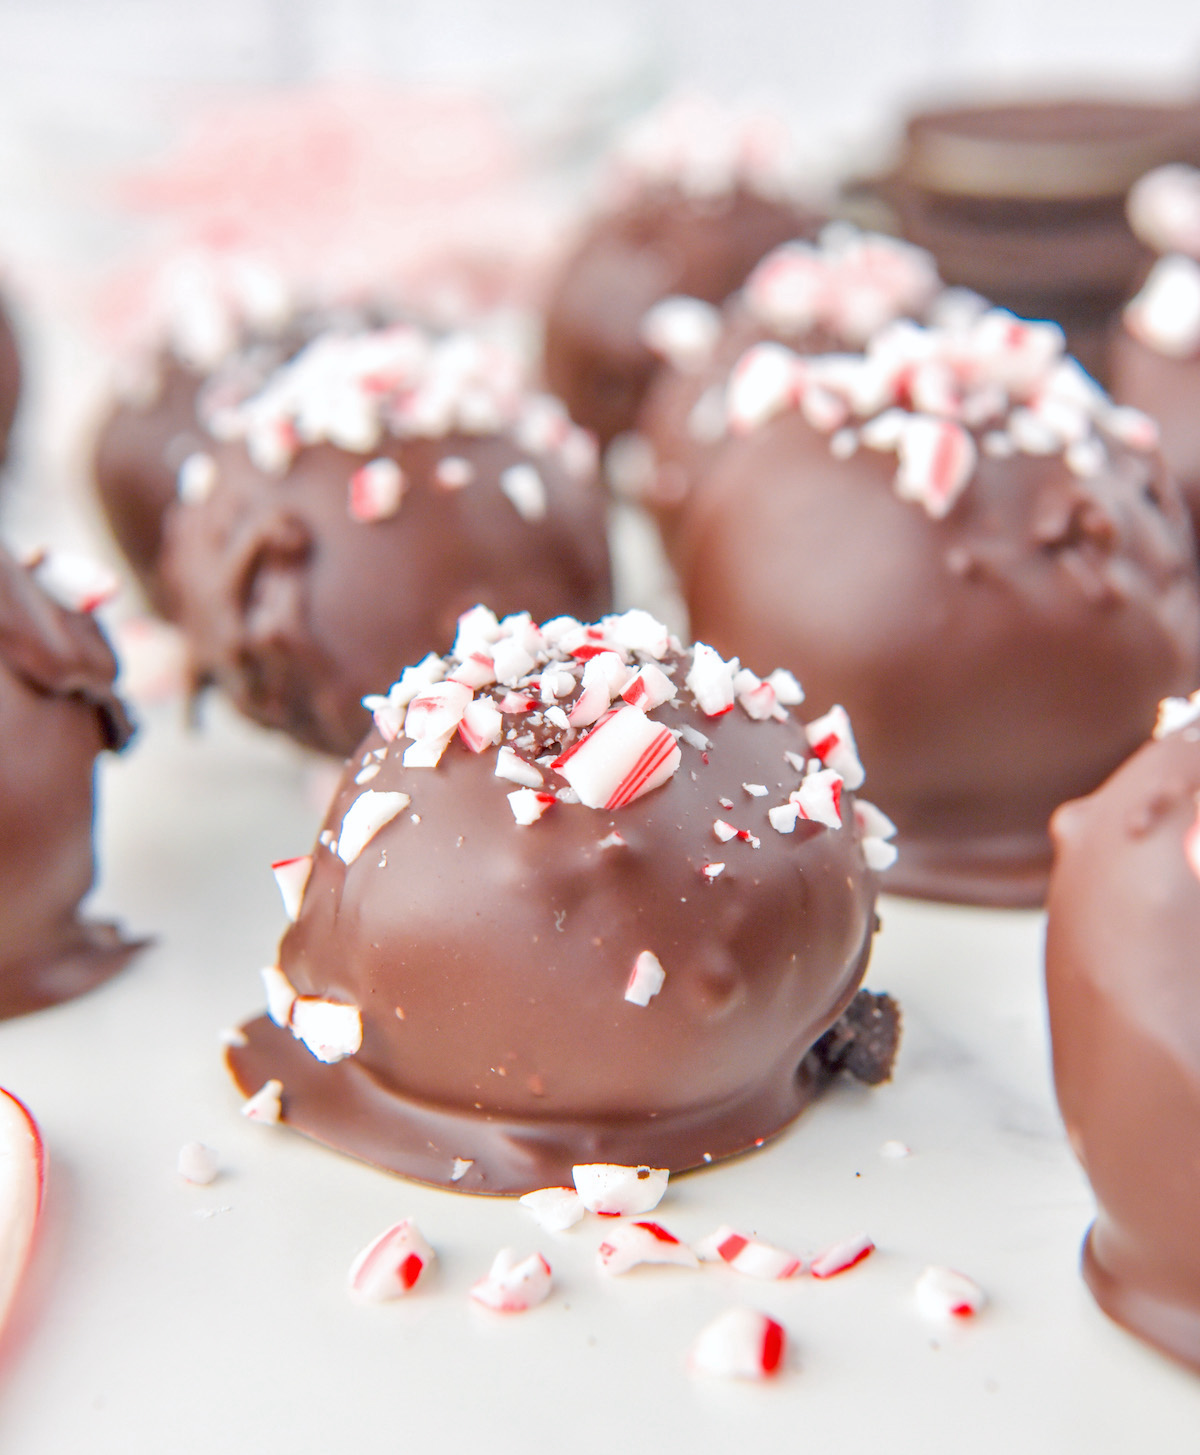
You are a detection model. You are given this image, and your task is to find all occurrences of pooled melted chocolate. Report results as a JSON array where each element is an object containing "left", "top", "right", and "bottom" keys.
[
  {"left": 0, "top": 545, "right": 142, "bottom": 1018},
  {"left": 1045, "top": 715, "right": 1200, "bottom": 1371},
  {"left": 227, "top": 625, "right": 895, "bottom": 1193}
]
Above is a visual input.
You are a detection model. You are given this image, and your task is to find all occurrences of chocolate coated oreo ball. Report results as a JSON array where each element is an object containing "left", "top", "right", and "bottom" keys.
[
  {"left": 227, "top": 607, "right": 899, "bottom": 1193},
  {"left": 160, "top": 324, "right": 611, "bottom": 756},
  {"left": 543, "top": 95, "right": 819, "bottom": 451},
  {"left": 670, "top": 308, "right": 1200, "bottom": 906},
  {"left": 1045, "top": 693, "right": 1200, "bottom": 1372},
  {"left": 0, "top": 543, "right": 141, "bottom": 1018}
]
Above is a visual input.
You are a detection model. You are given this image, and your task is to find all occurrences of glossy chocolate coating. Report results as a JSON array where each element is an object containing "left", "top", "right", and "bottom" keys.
[
  {"left": 227, "top": 647, "right": 887, "bottom": 1193},
  {"left": 854, "top": 100, "right": 1200, "bottom": 382},
  {"left": 0, "top": 544, "right": 141, "bottom": 1018},
  {"left": 673, "top": 415, "right": 1200, "bottom": 906},
  {"left": 1110, "top": 329, "right": 1200, "bottom": 532},
  {"left": 1045, "top": 721, "right": 1200, "bottom": 1371},
  {"left": 543, "top": 186, "right": 817, "bottom": 448},
  {"left": 161, "top": 434, "right": 612, "bottom": 757}
]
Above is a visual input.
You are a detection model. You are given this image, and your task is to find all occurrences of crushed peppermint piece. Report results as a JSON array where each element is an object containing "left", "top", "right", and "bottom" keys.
[
  {"left": 553, "top": 706, "right": 681, "bottom": 810},
  {"left": 742, "top": 782, "right": 768, "bottom": 797},
  {"left": 597, "top": 830, "right": 627, "bottom": 850},
  {"left": 348, "top": 1219, "right": 435, "bottom": 1302},
  {"left": 435, "top": 455, "right": 476, "bottom": 489},
  {"left": 519, "top": 1187, "right": 585, "bottom": 1232},
  {"left": 242, "top": 1079, "right": 283, "bottom": 1123},
  {"left": 914, "top": 1265, "right": 986, "bottom": 1320},
  {"left": 458, "top": 696, "right": 503, "bottom": 753},
  {"left": 810, "top": 1233, "right": 874, "bottom": 1278},
  {"left": 714, "top": 819, "right": 738, "bottom": 842},
  {"left": 177, "top": 451, "right": 218, "bottom": 505},
  {"left": 450, "top": 1158, "right": 474, "bottom": 1182},
  {"left": 768, "top": 803, "right": 799, "bottom": 834},
  {"left": 573, "top": 1164, "right": 669, "bottom": 1216},
  {"left": 177, "top": 1142, "right": 219, "bottom": 1185},
  {"left": 880, "top": 1140, "right": 911, "bottom": 1159},
  {"left": 625, "top": 950, "right": 666, "bottom": 1007},
  {"left": 597, "top": 1221, "right": 700, "bottom": 1275},
  {"left": 495, "top": 745, "right": 543, "bottom": 788},
  {"left": 1125, "top": 254, "right": 1200, "bottom": 358},
  {"left": 348, "top": 457, "right": 405, "bottom": 522},
  {"left": 337, "top": 790, "right": 411, "bottom": 865},
  {"left": 639, "top": 295, "right": 722, "bottom": 372},
  {"left": 805, "top": 705, "right": 865, "bottom": 789},
  {"left": 261, "top": 965, "right": 298, "bottom": 1028},
  {"left": 508, "top": 788, "right": 556, "bottom": 825},
  {"left": 499, "top": 463, "right": 548, "bottom": 522},
  {"left": 271, "top": 855, "right": 312, "bottom": 922},
  {"left": 1127, "top": 163, "right": 1200, "bottom": 257},
  {"left": 1156, "top": 690, "right": 1200, "bottom": 738},
  {"left": 895, "top": 415, "right": 976, "bottom": 518},
  {"left": 701, "top": 862, "right": 726, "bottom": 880},
  {"left": 791, "top": 768, "right": 844, "bottom": 829},
  {"left": 470, "top": 1249, "right": 552, "bottom": 1312},
  {"left": 686, "top": 643, "right": 737, "bottom": 715},
  {"left": 688, "top": 1308, "right": 786, "bottom": 1380},
  {"left": 696, "top": 1225, "right": 802, "bottom": 1279},
  {"left": 30, "top": 551, "right": 121, "bottom": 614},
  {"left": 290, "top": 996, "right": 363, "bottom": 1064},
  {"left": 727, "top": 342, "right": 799, "bottom": 434}
]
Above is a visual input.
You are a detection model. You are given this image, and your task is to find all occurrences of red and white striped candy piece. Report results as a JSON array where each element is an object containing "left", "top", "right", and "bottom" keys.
[
  {"left": 726, "top": 342, "right": 801, "bottom": 434},
  {"left": 449, "top": 651, "right": 497, "bottom": 691},
  {"left": 553, "top": 706, "right": 681, "bottom": 810},
  {"left": 621, "top": 663, "right": 677, "bottom": 712},
  {"left": 791, "top": 768, "right": 844, "bottom": 829},
  {"left": 348, "top": 1219, "right": 435, "bottom": 1302},
  {"left": 289, "top": 996, "right": 362, "bottom": 1064},
  {"left": 914, "top": 1265, "right": 986, "bottom": 1320},
  {"left": 1185, "top": 801, "right": 1200, "bottom": 884},
  {"left": 603, "top": 608, "right": 675, "bottom": 660},
  {"left": 805, "top": 705, "right": 864, "bottom": 789},
  {"left": 242, "top": 1079, "right": 283, "bottom": 1124},
  {"left": 686, "top": 643, "right": 737, "bottom": 716},
  {"left": 894, "top": 415, "right": 976, "bottom": 518},
  {"left": 573, "top": 1163, "right": 669, "bottom": 1216},
  {"left": 177, "top": 1141, "right": 219, "bottom": 1185},
  {"left": 625, "top": 950, "right": 666, "bottom": 1007},
  {"left": 688, "top": 1308, "right": 787, "bottom": 1380},
  {"left": 568, "top": 654, "right": 617, "bottom": 727},
  {"left": 519, "top": 1186, "right": 585, "bottom": 1232},
  {"left": 470, "top": 1249, "right": 552, "bottom": 1313},
  {"left": 336, "top": 790, "right": 411, "bottom": 864},
  {"left": 0, "top": 1089, "right": 44, "bottom": 1338},
  {"left": 30, "top": 550, "right": 121, "bottom": 614},
  {"left": 696, "top": 1225, "right": 802, "bottom": 1280},
  {"left": 810, "top": 1232, "right": 874, "bottom": 1278},
  {"left": 404, "top": 680, "right": 472, "bottom": 747},
  {"left": 508, "top": 788, "right": 556, "bottom": 826},
  {"left": 348, "top": 457, "right": 405, "bottom": 522},
  {"left": 733, "top": 668, "right": 782, "bottom": 722},
  {"left": 597, "top": 1220, "right": 700, "bottom": 1276},
  {"left": 271, "top": 855, "right": 312, "bottom": 922},
  {"left": 458, "top": 696, "right": 503, "bottom": 753}
]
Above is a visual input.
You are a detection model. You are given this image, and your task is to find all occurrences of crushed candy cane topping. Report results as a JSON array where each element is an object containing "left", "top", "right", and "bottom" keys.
[
  {"left": 344, "top": 610, "right": 884, "bottom": 877},
  {"left": 469, "top": 1249, "right": 552, "bottom": 1313},
  {"left": 213, "top": 323, "right": 595, "bottom": 483},
  {"left": 688, "top": 1307, "right": 787, "bottom": 1379},
  {"left": 743, "top": 224, "right": 939, "bottom": 348},
  {"left": 1127, "top": 164, "right": 1200, "bottom": 260},
  {"left": 1125, "top": 254, "right": 1200, "bottom": 359},
  {"left": 724, "top": 307, "right": 1158, "bottom": 516},
  {"left": 914, "top": 1265, "right": 986, "bottom": 1320},
  {"left": 1154, "top": 690, "right": 1200, "bottom": 739},
  {"left": 348, "top": 1219, "right": 435, "bottom": 1302}
]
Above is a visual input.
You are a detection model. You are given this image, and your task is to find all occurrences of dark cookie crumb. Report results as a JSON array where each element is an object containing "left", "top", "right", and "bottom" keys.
[{"left": 809, "top": 990, "right": 901, "bottom": 1085}]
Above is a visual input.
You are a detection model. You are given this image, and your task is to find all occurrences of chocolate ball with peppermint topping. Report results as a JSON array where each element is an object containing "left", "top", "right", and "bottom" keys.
[
  {"left": 669, "top": 305, "right": 1200, "bottom": 906},
  {"left": 226, "top": 607, "right": 899, "bottom": 1193},
  {"left": 159, "top": 324, "right": 611, "bottom": 756},
  {"left": 0, "top": 542, "right": 142, "bottom": 1018}
]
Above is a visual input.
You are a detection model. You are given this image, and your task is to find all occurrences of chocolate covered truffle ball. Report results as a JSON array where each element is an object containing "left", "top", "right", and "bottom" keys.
[
  {"left": 669, "top": 307, "right": 1200, "bottom": 906},
  {"left": 0, "top": 542, "right": 140, "bottom": 1018},
  {"left": 852, "top": 98, "right": 1200, "bottom": 380},
  {"left": 160, "top": 323, "right": 611, "bottom": 757},
  {"left": 632, "top": 225, "right": 942, "bottom": 533},
  {"left": 92, "top": 251, "right": 297, "bottom": 614},
  {"left": 1111, "top": 164, "right": 1200, "bottom": 533},
  {"left": 227, "top": 607, "right": 899, "bottom": 1193},
  {"left": 1045, "top": 692, "right": 1200, "bottom": 1372},
  {"left": 542, "top": 95, "right": 820, "bottom": 452}
]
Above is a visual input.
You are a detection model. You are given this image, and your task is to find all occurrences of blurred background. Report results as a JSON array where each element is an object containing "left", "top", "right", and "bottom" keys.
[{"left": 1, "top": 0, "right": 1199, "bottom": 554}]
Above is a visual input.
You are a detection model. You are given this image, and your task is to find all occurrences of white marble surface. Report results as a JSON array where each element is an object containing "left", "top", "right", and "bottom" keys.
[{"left": 0, "top": 691, "right": 1198, "bottom": 1449}]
